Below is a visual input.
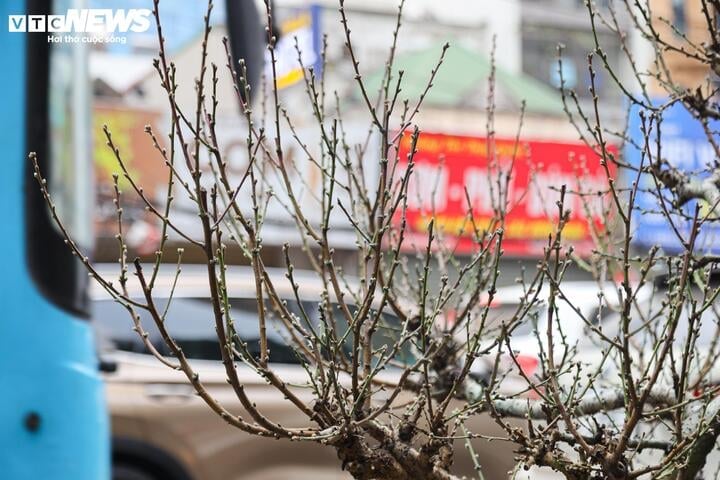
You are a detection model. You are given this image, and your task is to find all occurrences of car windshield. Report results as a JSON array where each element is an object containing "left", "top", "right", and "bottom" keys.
[
  {"left": 93, "top": 297, "right": 302, "bottom": 363},
  {"left": 597, "top": 287, "right": 720, "bottom": 348},
  {"left": 93, "top": 296, "right": 412, "bottom": 364},
  {"left": 481, "top": 291, "right": 603, "bottom": 342},
  {"left": 481, "top": 302, "right": 544, "bottom": 337}
]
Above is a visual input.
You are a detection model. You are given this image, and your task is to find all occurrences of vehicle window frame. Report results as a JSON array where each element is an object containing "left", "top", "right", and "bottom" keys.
[{"left": 25, "top": 0, "right": 90, "bottom": 318}]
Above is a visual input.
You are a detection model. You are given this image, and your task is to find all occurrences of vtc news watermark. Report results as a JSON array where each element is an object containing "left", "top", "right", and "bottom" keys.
[{"left": 8, "top": 9, "right": 151, "bottom": 44}]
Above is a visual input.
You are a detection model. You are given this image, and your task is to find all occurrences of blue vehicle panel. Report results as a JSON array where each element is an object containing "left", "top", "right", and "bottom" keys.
[{"left": 0, "top": 0, "right": 110, "bottom": 478}]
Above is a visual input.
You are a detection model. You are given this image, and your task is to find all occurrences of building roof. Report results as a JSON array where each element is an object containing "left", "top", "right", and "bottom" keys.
[
  {"left": 363, "top": 43, "right": 564, "bottom": 115},
  {"left": 89, "top": 51, "right": 155, "bottom": 95}
]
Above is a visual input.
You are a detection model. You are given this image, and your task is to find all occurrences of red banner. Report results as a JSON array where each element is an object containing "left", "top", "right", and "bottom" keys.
[{"left": 395, "top": 132, "right": 614, "bottom": 256}]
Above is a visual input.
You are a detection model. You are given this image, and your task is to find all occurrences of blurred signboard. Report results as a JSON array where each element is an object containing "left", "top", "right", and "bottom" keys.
[
  {"left": 93, "top": 103, "right": 166, "bottom": 254},
  {"left": 626, "top": 100, "right": 720, "bottom": 254},
  {"left": 395, "top": 131, "right": 613, "bottom": 256},
  {"left": 267, "top": 5, "right": 322, "bottom": 90}
]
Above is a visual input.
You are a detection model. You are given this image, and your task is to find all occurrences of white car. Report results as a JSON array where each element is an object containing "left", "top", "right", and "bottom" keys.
[
  {"left": 472, "top": 278, "right": 720, "bottom": 478},
  {"left": 91, "top": 264, "right": 523, "bottom": 480},
  {"left": 467, "top": 281, "right": 640, "bottom": 388},
  {"left": 472, "top": 279, "right": 720, "bottom": 385}
]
